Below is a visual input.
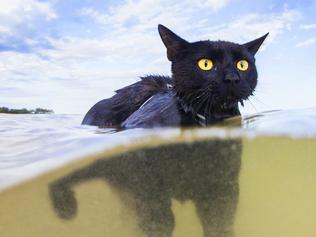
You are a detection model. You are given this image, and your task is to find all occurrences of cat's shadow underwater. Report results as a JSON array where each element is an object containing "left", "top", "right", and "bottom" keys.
[{"left": 49, "top": 138, "right": 242, "bottom": 237}]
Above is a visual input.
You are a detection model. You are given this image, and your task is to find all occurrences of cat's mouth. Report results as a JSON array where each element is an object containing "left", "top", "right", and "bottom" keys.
[
  {"left": 220, "top": 100, "right": 237, "bottom": 109},
  {"left": 219, "top": 85, "right": 251, "bottom": 108},
  {"left": 219, "top": 95, "right": 245, "bottom": 110}
]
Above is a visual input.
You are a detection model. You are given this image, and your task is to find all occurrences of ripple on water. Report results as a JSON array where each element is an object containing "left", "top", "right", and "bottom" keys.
[{"left": 1, "top": 108, "right": 316, "bottom": 189}]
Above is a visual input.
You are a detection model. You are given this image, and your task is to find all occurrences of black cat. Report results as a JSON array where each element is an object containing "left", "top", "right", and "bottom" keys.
[{"left": 82, "top": 24, "right": 268, "bottom": 128}]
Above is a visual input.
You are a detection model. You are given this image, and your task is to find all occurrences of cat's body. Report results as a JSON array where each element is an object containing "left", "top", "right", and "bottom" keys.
[
  {"left": 82, "top": 25, "right": 268, "bottom": 128},
  {"left": 82, "top": 76, "right": 175, "bottom": 127},
  {"left": 64, "top": 24, "right": 270, "bottom": 237},
  {"left": 82, "top": 75, "right": 241, "bottom": 128}
]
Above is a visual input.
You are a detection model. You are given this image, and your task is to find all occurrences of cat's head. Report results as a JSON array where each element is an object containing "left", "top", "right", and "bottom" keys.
[{"left": 158, "top": 24, "right": 268, "bottom": 115}]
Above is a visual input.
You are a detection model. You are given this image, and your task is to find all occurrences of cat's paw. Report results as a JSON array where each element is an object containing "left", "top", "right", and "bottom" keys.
[{"left": 49, "top": 182, "right": 78, "bottom": 219}]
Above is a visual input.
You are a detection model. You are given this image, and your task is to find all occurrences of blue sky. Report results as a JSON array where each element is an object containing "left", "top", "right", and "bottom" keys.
[{"left": 0, "top": 0, "right": 316, "bottom": 114}]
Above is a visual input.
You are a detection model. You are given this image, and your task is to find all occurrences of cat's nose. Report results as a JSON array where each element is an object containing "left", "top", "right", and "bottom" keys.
[{"left": 224, "top": 73, "right": 240, "bottom": 84}]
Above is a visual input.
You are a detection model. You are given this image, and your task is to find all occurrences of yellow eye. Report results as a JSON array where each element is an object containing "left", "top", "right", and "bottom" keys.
[
  {"left": 236, "top": 60, "right": 249, "bottom": 71},
  {"left": 198, "top": 58, "right": 213, "bottom": 71}
]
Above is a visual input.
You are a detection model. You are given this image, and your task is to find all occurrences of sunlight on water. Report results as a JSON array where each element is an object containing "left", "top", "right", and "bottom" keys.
[{"left": 1, "top": 108, "right": 316, "bottom": 237}]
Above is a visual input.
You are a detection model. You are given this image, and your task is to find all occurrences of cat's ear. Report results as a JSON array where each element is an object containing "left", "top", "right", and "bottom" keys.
[
  {"left": 243, "top": 33, "right": 269, "bottom": 54},
  {"left": 158, "top": 24, "right": 189, "bottom": 61}
]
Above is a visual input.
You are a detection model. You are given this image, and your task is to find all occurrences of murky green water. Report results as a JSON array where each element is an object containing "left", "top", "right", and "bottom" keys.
[{"left": 1, "top": 109, "right": 316, "bottom": 237}]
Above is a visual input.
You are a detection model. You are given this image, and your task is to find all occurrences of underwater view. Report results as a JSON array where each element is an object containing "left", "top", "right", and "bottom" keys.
[
  {"left": 1, "top": 1, "right": 316, "bottom": 237},
  {"left": 1, "top": 108, "right": 316, "bottom": 237}
]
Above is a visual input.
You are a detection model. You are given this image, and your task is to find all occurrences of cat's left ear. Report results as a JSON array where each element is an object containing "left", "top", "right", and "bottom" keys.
[
  {"left": 158, "top": 24, "right": 189, "bottom": 61},
  {"left": 243, "top": 33, "right": 269, "bottom": 55}
]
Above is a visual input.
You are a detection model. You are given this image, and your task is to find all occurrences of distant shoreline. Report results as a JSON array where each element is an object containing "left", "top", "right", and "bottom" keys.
[{"left": 0, "top": 107, "right": 54, "bottom": 114}]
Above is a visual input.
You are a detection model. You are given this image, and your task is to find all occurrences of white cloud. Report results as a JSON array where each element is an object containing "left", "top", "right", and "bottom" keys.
[
  {"left": 81, "top": 3, "right": 301, "bottom": 48},
  {"left": 80, "top": 0, "right": 230, "bottom": 33},
  {"left": 0, "top": 1, "right": 304, "bottom": 113},
  {"left": 204, "top": 0, "right": 230, "bottom": 11},
  {"left": 0, "top": 0, "right": 56, "bottom": 20},
  {"left": 0, "top": 0, "right": 56, "bottom": 38},
  {"left": 296, "top": 37, "right": 316, "bottom": 47},
  {"left": 0, "top": 25, "right": 11, "bottom": 35},
  {"left": 300, "top": 24, "right": 316, "bottom": 30},
  {"left": 200, "top": 9, "right": 302, "bottom": 47}
]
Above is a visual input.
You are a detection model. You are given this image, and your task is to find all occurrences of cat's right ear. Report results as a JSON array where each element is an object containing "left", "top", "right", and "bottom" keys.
[{"left": 158, "top": 24, "right": 189, "bottom": 61}]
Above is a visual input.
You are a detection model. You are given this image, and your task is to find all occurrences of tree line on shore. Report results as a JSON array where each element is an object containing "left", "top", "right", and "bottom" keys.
[{"left": 0, "top": 107, "right": 54, "bottom": 114}]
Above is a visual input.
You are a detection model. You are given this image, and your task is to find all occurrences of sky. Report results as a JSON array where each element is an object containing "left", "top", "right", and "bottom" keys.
[{"left": 0, "top": 0, "right": 316, "bottom": 115}]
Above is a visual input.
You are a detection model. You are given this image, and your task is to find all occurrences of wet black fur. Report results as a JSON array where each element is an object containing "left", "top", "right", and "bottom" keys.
[
  {"left": 82, "top": 25, "right": 268, "bottom": 128},
  {"left": 82, "top": 76, "right": 173, "bottom": 127}
]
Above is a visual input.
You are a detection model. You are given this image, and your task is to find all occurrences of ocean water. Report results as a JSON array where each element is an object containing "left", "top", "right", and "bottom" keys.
[{"left": 1, "top": 108, "right": 316, "bottom": 237}]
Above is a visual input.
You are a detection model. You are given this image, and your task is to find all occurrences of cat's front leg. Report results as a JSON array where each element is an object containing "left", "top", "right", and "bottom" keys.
[
  {"left": 194, "top": 183, "right": 239, "bottom": 237},
  {"left": 49, "top": 161, "right": 106, "bottom": 219},
  {"left": 135, "top": 194, "right": 175, "bottom": 237}
]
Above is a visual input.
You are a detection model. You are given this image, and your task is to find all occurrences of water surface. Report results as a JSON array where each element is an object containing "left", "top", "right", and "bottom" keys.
[{"left": 1, "top": 108, "right": 316, "bottom": 237}]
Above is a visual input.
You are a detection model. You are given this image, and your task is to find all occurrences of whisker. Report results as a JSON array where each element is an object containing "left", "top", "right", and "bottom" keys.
[
  {"left": 251, "top": 96, "right": 271, "bottom": 109},
  {"left": 246, "top": 98, "right": 258, "bottom": 113},
  {"left": 194, "top": 93, "right": 210, "bottom": 112}
]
